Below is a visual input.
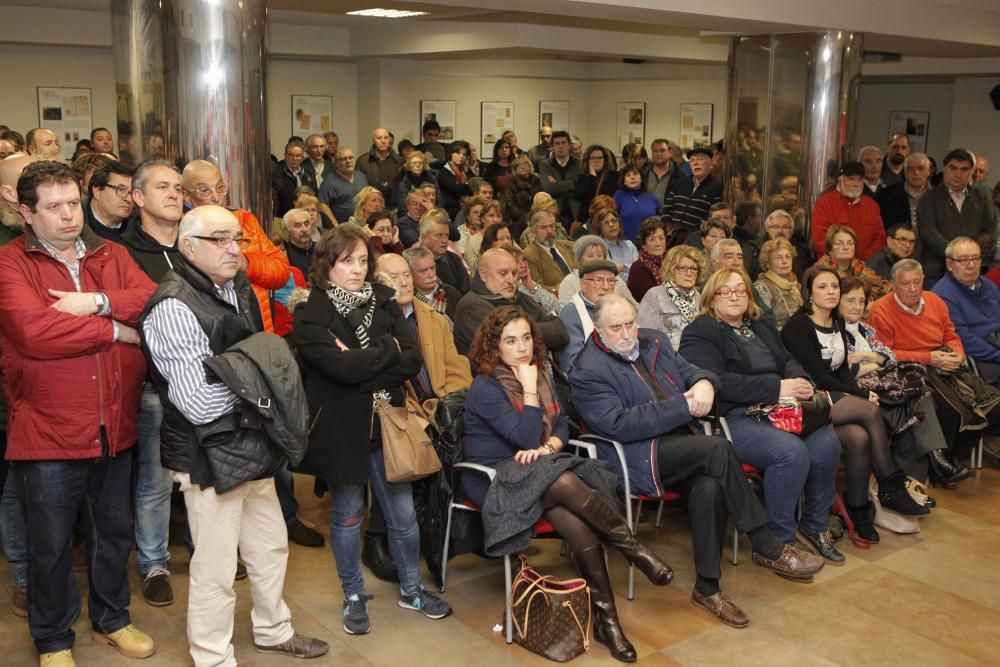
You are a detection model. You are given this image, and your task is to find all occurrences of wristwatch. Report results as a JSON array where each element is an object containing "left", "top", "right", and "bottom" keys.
[{"left": 94, "top": 291, "right": 109, "bottom": 314}]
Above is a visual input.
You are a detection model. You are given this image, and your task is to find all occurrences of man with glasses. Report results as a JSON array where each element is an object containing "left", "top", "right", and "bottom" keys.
[
  {"left": 318, "top": 147, "right": 368, "bottom": 224},
  {"left": 83, "top": 160, "right": 135, "bottom": 242},
  {"left": 141, "top": 205, "right": 328, "bottom": 664},
  {"left": 810, "top": 161, "right": 886, "bottom": 261},
  {"left": 759, "top": 209, "right": 810, "bottom": 278},
  {"left": 271, "top": 140, "right": 312, "bottom": 218},
  {"left": 867, "top": 224, "right": 918, "bottom": 280},
  {"left": 918, "top": 148, "right": 998, "bottom": 283},
  {"left": 558, "top": 259, "right": 618, "bottom": 369},
  {"left": 528, "top": 125, "right": 554, "bottom": 164}
]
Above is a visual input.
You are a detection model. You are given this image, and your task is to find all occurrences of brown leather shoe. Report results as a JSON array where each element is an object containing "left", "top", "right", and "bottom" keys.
[
  {"left": 752, "top": 544, "right": 824, "bottom": 581},
  {"left": 691, "top": 590, "right": 749, "bottom": 628}
]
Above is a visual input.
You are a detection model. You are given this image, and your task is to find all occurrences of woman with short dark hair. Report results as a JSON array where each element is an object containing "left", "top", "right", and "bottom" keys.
[{"left": 626, "top": 217, "right": 668, "bottom": 302}]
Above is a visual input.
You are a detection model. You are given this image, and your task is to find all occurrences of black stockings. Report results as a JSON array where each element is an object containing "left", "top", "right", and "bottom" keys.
[
  {"left": 540, "top": 472, "right": 601, "bottom": 554},
  {"left": 832, "top": 395, "right": 896, "bottom": 506}
]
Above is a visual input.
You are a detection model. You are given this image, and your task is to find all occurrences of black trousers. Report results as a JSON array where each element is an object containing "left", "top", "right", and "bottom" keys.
[{"left": 656, "top": 433, "right": 769, "bottom": 579}]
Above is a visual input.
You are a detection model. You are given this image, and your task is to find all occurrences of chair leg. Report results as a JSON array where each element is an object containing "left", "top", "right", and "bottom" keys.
[
  {"left": 504, "top": 554, "right": 513, "bottom": 644},
  {"left": 633, "top": 499, "right": 644, "bottom": 534},
  {"left": 654, "top": 500, "right": 665, "bottom": 528},
  {"left": 440, "top": 502, "right": 455, "bottom": 593},
  {"left": 731, "top": 526, "right": 739, "bottom": 566},
  {"left": 977, "top": 438, "right": 984, "bottom": 469}
]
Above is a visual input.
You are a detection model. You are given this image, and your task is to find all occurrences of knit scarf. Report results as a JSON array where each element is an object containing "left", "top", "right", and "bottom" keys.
[
  {"left": 663, "top": 281, "right": 698, "bottom": 323},
  {"left": 325, "top": 281, "right": 377, "bottom": 348},
  {"left": 637, "top": 251, "right": 665, "bottom": 285},
  {"left": 492, "top": 364, "right": 560, "bottom": 445},
  {"left": 414, "top": 284, "right": 448, "bottom": 315}
]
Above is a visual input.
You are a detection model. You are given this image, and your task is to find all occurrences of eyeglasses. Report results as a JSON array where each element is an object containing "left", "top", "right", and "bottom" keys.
[
  {"left": 674, "top": 265, "right": 699, "bottom": 274},
  {"left": 949, "top": 255, "right": 981, "bottom": 266},
  {"left": 190, "top": 235, "right": 252, "bottom": 250},
  {"left": 103, "top": 184, "right": 133, "bottom": 199},
  {"left": 189, "top": 182, "right": 228, "bottom": 199},
  {"left": 766, "top": 224, "right": 793, "bottom": 231},
  {"left": 891, "top": 236, "right": 916, "bottom": 246},
  {"left": 583, "top": 277, "right": 616, "bottom": 286},
  {"left": 716, "top": 287, "right": 748, "bottom": 299}
]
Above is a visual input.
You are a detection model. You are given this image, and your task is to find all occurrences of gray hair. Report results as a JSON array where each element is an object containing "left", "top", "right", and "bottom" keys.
[
  {"left": 402, "top": 246, "right": 434, "bottom": 267},
  {"left": 593, "top": 293, "right": 637, "bottom": 327},
  {"left": 132, "top": 158, "right": 179, "bottom": 194},
  {"left": 529, "top": 209, "right": 555, "bottom": 229},
  {"left": 944, "top": 236, "right": 979, "bottom": 259},
  {"left": 418, "top": 208, "right": 449, "bottom": 236},
  {"left": 891, "top": 258, "right": 923, "bottom": 281},
  {"left": 858, "top": 145, "right": 882, "bottom": 160},
  {"left": 904, "top": 152, "right": 931, "bottom": 170},
  {"left": 283, "top": 207, "right": 311, "bottom": 227},
  {"left": 711, "top": 238, "right": 741, "bottom": 262}
]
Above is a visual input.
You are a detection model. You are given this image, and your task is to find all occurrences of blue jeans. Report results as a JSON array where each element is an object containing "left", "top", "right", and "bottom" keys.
[
  {"left": 273, "top": 466, "right": 299, "bottom": 525},
  {"left": 135, "top": 385, "right": 171, "bottom": 575},
  {"left": 725, "top": 408, "right": 841, "bottom": 542},
  {"left": 14, "top": 448, "right": 134, "bottom": 654},
  {"left": 328, "top": 448, "right": 421, "bottom": 597},
  {"left": 0, "top": 433, "right": 28, "bottom": 586}
]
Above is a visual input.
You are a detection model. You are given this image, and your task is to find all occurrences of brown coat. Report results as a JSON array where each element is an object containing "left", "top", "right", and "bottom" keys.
[
  {"left": 405, "top": 298, "right": 472, "bottom": 420},
  {"left": 522, "top": 240, "right": 578, "bottom": 295}
]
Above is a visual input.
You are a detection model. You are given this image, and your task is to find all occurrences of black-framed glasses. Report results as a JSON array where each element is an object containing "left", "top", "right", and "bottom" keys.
[
  {"left": 189, "top": 182, "right": 228, "bottom": 199},
  {"left": 949, "top": 255, "right": 981, "bottom": 266},
  {"left": 892, "top": 236, "right": 916, "bottom": 246},
  {"left": 190, "top": 235, "right": 251, "bottom": 250},
  {"left": 103, "top": 184, "right": 132, "bottom": 199},
  {"left": 582, "top": 277, "right": 616, "bottom": 286}
]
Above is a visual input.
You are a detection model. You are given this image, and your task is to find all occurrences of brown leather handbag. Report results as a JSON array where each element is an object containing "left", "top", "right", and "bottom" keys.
[
  {"left": 508, "top": 555, "right": 591, "bottom": 662},
  {"left": 375, "top": 396, "right": 441, "bottom": 483}
]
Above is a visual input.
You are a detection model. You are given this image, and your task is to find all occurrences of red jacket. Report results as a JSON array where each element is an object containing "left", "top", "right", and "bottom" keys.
[
  {"left": 0, "top": 226, "right": 156, "bottom": 460},
  {"left": 810, "top": 189, "right": 886, "bottom": 261}
]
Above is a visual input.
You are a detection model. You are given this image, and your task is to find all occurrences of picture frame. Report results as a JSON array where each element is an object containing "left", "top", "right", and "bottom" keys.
[
  {"left": 420, "top": 100, "right": 457, "bottom": 142},
  {"left": 616, "top": 102, "right": 645, "bottom": 157},
  {"left": 888, "top": 111, "right": 930, "bottom": 154},
  {"left": 481, "top": 101, "right": 514, "bottom": 158},
  {"left": 37, "top": 86, "right": 93, "bottom": 160},
  {"left": 291, "top": 95, "right": 333, "bottom": 137},
  {"left": 679, "top": 103, "right": 714, "bottom": 150},
  {"left": 539, "top": 100, "right": 570, "bottom": 133}
]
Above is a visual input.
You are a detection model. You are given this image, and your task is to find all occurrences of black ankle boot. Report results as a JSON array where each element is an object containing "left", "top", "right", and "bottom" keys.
[
  {"left": 576, "top": 490, "right": 673, "bottom": 586},
  {"left": 845, "top": 502, "right": 880, "bottom": 544},
  {"left": 928, "top": 449, "right": 973, "bottom": 486},
  {"left": 361, "top": 533, "right": 399, "bottom": 583},
  {"left": 570, "top": 545, "right": 636, "bottom": 663},
  {"left": 877, "top": 472, "right": 930, "bottom": 516}
]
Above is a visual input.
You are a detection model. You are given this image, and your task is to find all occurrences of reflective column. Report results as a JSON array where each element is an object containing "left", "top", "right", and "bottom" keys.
[
  {"left": 110, "top": 0, "right": 271, "bottom": 228},
  {"left": 725, "top": 32, "right": 863, "bottom": 241}
]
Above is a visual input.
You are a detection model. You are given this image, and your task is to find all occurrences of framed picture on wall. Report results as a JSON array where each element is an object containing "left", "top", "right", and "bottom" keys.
[
  {"left": 291, "top": 95, "right": 333, "bottom": 137},
  {"left": 37, "top": 86, "right": 92, "bottom": 160},
  {"left": 420, "top": 100, "right": 457, "bottom": 142},
  {"left": 616, "top": 102, "right": 645, "bottom": 156},
  {"left": 481, "top": 101, "right": 514, "bottom": 158},
  {"left": 888, "top": 111, "right": 930, "bottom": 153},
  {"left": 679, "top": 103, "right": 714, "bottom": 149},
  {"left": 539, "top": 100, "right": 569, "bottom": 132}
]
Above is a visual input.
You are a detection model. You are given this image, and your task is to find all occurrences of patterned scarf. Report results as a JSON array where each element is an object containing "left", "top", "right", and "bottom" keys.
[
  {"left": 663, "top": 281, "right": 698, "bottom": 323},
  {"left": 491, "top": 364, "right": 560, "bottom": 445},
  {"left": 414, "top": 284, "right": 448, "bottom": 315},
  {"left": 324, "top": 281, "right": 377, "bottom": 348},
  {"left": 637, "top": 251, "right": 665, "bottom": 285}
]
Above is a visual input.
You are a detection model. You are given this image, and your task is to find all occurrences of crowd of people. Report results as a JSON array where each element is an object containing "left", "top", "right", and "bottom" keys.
[{"left": 0, "top": 119, "right": 999, "bottom": 667}]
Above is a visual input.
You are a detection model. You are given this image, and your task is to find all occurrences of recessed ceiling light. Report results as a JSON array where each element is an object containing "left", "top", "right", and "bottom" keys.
[{"left": 346, "top": 8, "right": 429, "bottom": 18}]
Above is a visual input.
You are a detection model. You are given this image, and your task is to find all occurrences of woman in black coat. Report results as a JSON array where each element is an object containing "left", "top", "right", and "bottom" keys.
[
  {"left": 574, "top": 144, "right": 619, "bottom": 216},
  {"left": 291, "top": 225, "right": 451, "bottom": 634}
]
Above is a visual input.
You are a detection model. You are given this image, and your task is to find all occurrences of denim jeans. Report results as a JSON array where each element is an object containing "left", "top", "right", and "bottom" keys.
[
  {"left": 725, "top": 408, "right": 841, "bottom": 542},
  {"left": 0, "top": 431, "right": 28, "bottom": 586},
  {"left": 135, "top": 384, "right": 171, "bottom": 575},
  {"left": 14, "top": 448, "right": 134, "bottom": 654},
  {"left": 328, "top": 448, "right": 421, "bottom": 597},
  {"left": 273, "top": 466, "right": 299, "bottom": 525}
]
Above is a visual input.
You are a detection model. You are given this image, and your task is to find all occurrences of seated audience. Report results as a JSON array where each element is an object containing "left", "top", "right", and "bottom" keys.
[
  {"left": 752, "top": 238, "right": 802, "bottom": 330},
  {"left": 626, "top": 217, "right": 668, "bottom": 302},
  {"left": 522, "top": 210, "right": 578, "bottom": 294},
  {"left": 404, "top": 246, "right": 461, "bottom": 320},
  {"left": 506, "top": 244, "right": 562, "bottom": 317},
  {"left": 638, "top": 245, "right": 707, "bottom": 349},
  {"left": 456, "top": 194, "right": 487, "bottom": 258},
  {"left": 366, "top": 210, "right": 404, "bottom": 259},
  {"left": 419, "top": 208, "right": 469, "bottom": 294},
  {"left": 559, "top": 259, "right": 620, "bottom": 370},
  {"left": 83, "top": 160, "right": 135, "bottom": 242},
  {"left": 396, "top": 152, "right": 440, "bottom": 216},
  {"left": 463, "top": 200, "right": 502, "bottom": 270},
  {"left": 866, "top": 224, "right": 917, "bottom": 281},
  {"left": 613, "top": 164, "right": 661, "bottom": 243},
  {"left": 464, "top": 307, "right": 672, "bottom": 661},
  {"left": 472, "top": 221, "right": 513, "bottom": 273},
  {"left": 810, "top": 161, "right": 886, "bottom": 261},
  {"left": 571, "top": 294, "right": 825, "bottom": 628},
  {"left": 295, "top": 189, "right": 336, "bottom": 232},
  {"left": 813, "top": 224, "right": 891, "bottom": 302},
  {"left": 558, "top": 235, "right": 634, "bottom": 308},
  {"left": 696, "top": 218, "right": 730, "bottom": 258},
  {"left": 591, "top": 207, "right": 638, "bottom": 277},
  {"left": 760, "top": 208, "right": 810, "bottom": 278},
  {"left": 290, "top": 226, "right": 451, "bottom": 637},
  {"left": 781, "top": 267, "right": 931, "bottom": 542},
  {"left": 679, "top": 269, "right": 843, "bottom": 563},
  {"left": 454, "top": 248, "right": 569, "bottom": 355}
]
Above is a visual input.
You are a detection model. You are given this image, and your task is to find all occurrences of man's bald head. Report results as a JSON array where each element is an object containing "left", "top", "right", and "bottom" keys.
[
  {"left": 478, "top": 248, "right": 518, "bottom": 299},
  {"left": 373, "top": 128, "right": 391, "bottom": 154},
  {"left": 0, "top": 154, "right": 39, "bottom": 205},
  {"left": 182, "top": 159, "right": 227, "bottom": 207},
  {"left": 375, "top": 252, "right": 413, "bottom": 305}
]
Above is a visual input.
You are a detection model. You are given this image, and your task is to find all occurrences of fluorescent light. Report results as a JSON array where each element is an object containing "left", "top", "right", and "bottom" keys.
[{"left": 346, "top": 8, "right": 429, "bottom": 18}]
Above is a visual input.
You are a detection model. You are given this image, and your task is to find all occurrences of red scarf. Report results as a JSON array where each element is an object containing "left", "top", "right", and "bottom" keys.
[{"left": 637, "top": 251, "right": 665, "bottom": 285}]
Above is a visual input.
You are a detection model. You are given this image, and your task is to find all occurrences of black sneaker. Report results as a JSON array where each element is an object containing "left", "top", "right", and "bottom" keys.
[
  {"left": 398, "top": 587, "right": 452, "bottom": 620},
  {"left": 141, "top": 567, "right": 174, "bottom": 606},
  {"left": 343, "top": 594, "right": 374, "bottom": 635},
  {"left": 287, "top": 519, "right": 325, "bottom": 547},
  {"left": 796, "top": 531, "right": 846, "bottom": 566}
]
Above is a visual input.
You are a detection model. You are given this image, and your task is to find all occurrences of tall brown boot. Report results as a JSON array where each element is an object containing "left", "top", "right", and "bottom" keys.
[
  {"left": 571, "top": 545, "right": 636, "bottom": 663},
  {"left": 576, "top": 489, "right": 673, "bottom": 586}
]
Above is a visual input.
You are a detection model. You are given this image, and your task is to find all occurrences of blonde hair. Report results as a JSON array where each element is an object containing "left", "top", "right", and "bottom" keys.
[
  {"left": 512, "top": 154, "right": 534, "bottom": 173},
  {"left": 352, "top": 186, "right": 384, "bottom": 222},
  {"left": 758, "top": 237, "right": 797, "bottom": 270},
  {"left": 530, "top": 192, "right": 557, "bottom": 216},
  {"left": 699, "top": 268, "right": 761, "bottom": 321},
  {"left": 660, "top": 245, "right": 708, "bottom": 284}
]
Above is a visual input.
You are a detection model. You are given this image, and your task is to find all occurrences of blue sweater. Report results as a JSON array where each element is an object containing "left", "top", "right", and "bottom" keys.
[
  {"left": 614, "top": 188, "right": 661, "bottom": 242},
  {"left": 932, "top": 272, "right": 1000, "bottom": 363},
  {"left": 462, "top": 374, "right": 570, "bottom": 507}
]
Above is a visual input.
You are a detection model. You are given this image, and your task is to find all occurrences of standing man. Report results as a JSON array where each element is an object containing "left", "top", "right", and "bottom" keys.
[
  {"left": 644, "top": 139, "right": 677, "bottom": 206},
  {"left": 528, "top": 125, "right": 554, "bottom": 164},
  {"left": 918, "top": 148, "right": 998, "bottom": 282},
  {"left": 303, "top": 134, "right": 333, "bottom": 189},
  {"left": 318, "top": 147, "right": 368, "bottom": 224},
  {"left": 282, "top": 208, "right": 316, "bottom": 279},
  {"left": 0, "top": 161, "right": 157, "bottom": 665},
  {"left": 973, "top": 154, "right": 991, "bottom": 189},
  {"left": 141, "top": 205, "right": 328, "bottom": 665},
  {"left": 322, "top": 131, "right": 339, "bottom": 162},
  {"left": 359, "top": 128, "right": 402, "bottom": 207},
  {"left": 866, "top": 224, "right": 918, "bottom": 281},
  {"left": 810, "top": 161, "right": 886, "bottom": 261},
  {"left": 877, "top": 152, "right": 932, "bottom": 231},
  {"left": 271, "top": 140, "right": 311, "bottom": 218},
  {"left": 83, "top": 160, "right": 135, "bottom": 242},
  {"left": 25, "top": 128, "right": 62, "bottom": 161},
  {"left": 662, "top": 147, "right": 724, "bottom": 247},
  {"left": 537, "top": 131, "right": 582, "bottom": 223},
  {"left": 881, "top": 133, "right": 911, "bottom": 187},
  {"left": 416, "top": 120, "right": 445, "bottom": 164},
  {"left": 858, "top": 145, "right": 885, "bottom": 197}
]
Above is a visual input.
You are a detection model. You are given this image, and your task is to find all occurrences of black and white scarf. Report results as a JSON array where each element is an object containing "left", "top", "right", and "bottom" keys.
[
  {"left": 663, "top": 281, "right": 698, "bottom": 324},
  {"left": 325, "top": 282, "right": 377, "bottom": 348}
]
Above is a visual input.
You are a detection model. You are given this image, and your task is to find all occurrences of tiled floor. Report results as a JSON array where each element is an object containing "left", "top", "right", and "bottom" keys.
[{"left": 3, "top": 467, "right": 999, "bottom": 666}]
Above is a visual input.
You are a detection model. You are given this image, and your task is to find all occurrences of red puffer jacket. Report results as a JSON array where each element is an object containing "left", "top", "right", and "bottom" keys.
[{"left": 0, "top": 226, "right": 156, "bottom": 460}]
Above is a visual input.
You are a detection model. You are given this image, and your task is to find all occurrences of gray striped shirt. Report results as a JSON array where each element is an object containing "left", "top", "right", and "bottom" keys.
[{"left": 142, "top": 284, "right": 240, "bottom": 425}]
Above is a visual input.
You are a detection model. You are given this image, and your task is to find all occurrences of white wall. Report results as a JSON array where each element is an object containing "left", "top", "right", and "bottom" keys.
[
  {"left": 855, "top": 80, "right": 955, "bottom": 162},
  {"left": 265, "top": 59, "right": 359, "bottom": 156},
  {"left": 949, "top": 77, "right": 1000, "bottom": 172}
]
